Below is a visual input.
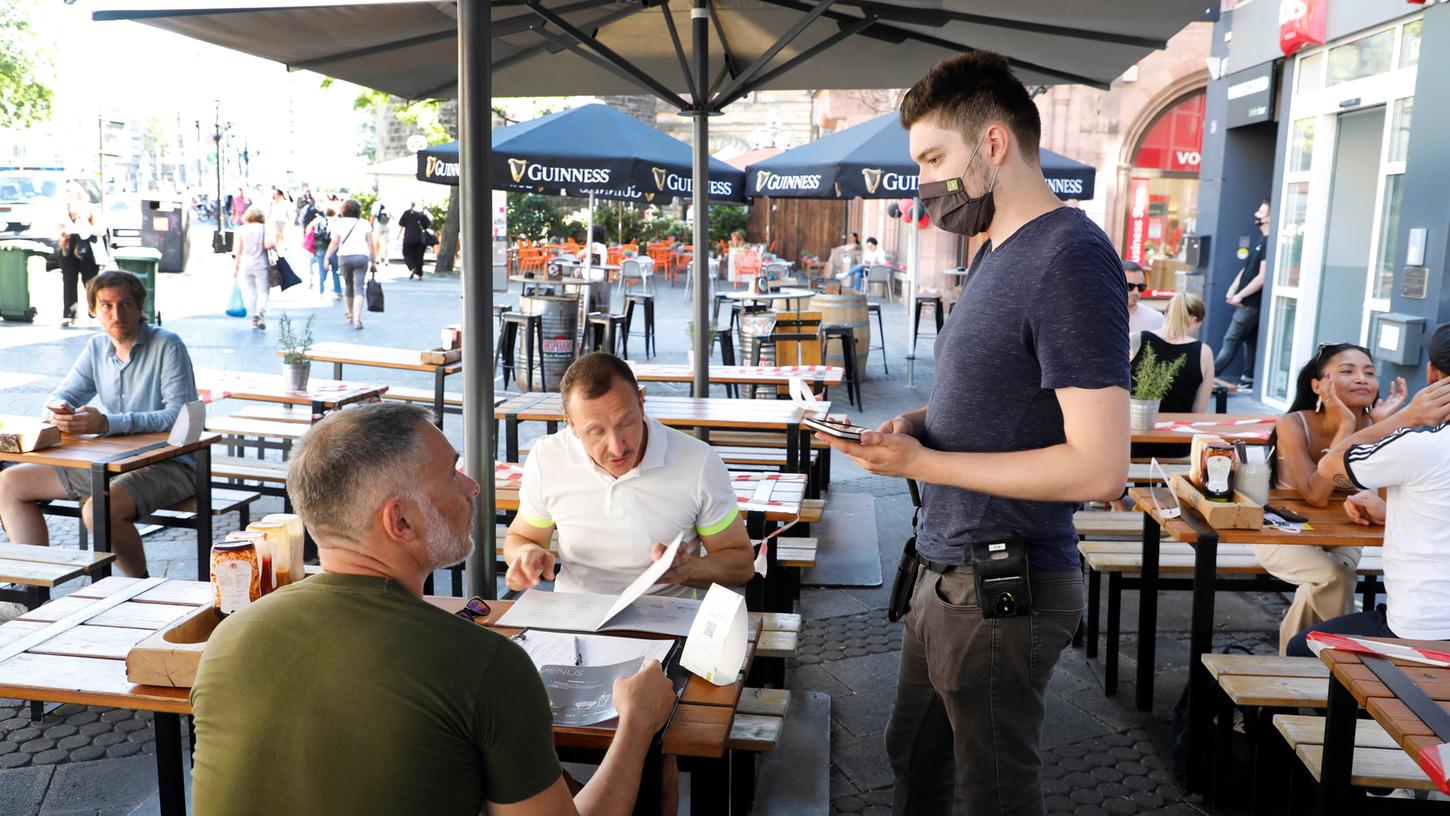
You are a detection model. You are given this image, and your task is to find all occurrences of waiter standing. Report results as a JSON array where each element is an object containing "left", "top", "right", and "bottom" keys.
[{"left": 815, "top": 51, "right": 1130, "bottom": 815}]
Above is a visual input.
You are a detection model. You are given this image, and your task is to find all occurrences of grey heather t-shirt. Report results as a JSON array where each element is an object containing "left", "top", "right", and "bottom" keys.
[{"left": 917, "top": 207, "right": 1130, "bottom": 570}]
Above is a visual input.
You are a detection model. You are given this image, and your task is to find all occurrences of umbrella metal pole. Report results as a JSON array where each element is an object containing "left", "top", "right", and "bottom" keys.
[
  {"left": 690, "top": 0, "right": 710, "bottom": 400},
  {"left": 459, "top": 0, "right": 497, "bottom": 600},
  {"left": 906, "top": 204, "right": 919, "bottom": 388}
]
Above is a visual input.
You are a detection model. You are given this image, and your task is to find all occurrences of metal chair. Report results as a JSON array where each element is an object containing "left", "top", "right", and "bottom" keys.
[
  {"left": 616, "top": 256, "right": 654, "bottom": 301},
  {"left": 866, "top": 264, "right": 896, "bottom": 303}
]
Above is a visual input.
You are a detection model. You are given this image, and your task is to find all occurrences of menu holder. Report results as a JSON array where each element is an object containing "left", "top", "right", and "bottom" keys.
[
  {"left": 679, "top": 584, "right": 748, "bottom": 685},
  {"left": 1169, "top": 472, "right": 1263, "bottom": 530},
  {"left": 419, "top": 347, "right": 463, "bottom": 365},
  {"left": 125, "top": 604, "right": 220, "bottom": 688}
]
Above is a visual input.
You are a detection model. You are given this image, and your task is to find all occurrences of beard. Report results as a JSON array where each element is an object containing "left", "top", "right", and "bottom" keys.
[{"left": 415, "top": 496, "right": 473, "bottom": 570}]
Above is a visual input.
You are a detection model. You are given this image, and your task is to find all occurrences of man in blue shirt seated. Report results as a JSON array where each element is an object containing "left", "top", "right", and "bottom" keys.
[{"left": 0, "top": 270, "right": 198, "bottom": 578}]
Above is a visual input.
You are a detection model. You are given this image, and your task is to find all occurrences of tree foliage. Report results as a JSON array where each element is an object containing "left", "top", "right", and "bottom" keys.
[
  {"left": 708, "top": 204, "right": 750, "bottom": 245},
  {"left": 0, "top": 1, "right": 54, "bottom": 129},
  {"left": 507, "top": 193, "right": 567, "bottom": 242}
]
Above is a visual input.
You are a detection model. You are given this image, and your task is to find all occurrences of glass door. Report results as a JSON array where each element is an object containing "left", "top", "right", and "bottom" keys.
[{"left": 1261, "top": 16, "right": 1420, "bottom": 408}]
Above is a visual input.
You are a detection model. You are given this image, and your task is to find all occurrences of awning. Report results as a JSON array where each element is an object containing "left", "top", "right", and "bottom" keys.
[
  {"left": 744, "top": 111, "right": 1095, "bottom": 200},
  {"left": 415, "top": 103, "right": 745, "bottom": 203}
]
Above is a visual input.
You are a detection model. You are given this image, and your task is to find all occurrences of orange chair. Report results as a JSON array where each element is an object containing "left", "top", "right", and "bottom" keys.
[
  {"left": 648, "top": 244, "right": 674, "bottom": 284},
  {"left": 733, "top": 249, "right": 761, "bottom": 284}
]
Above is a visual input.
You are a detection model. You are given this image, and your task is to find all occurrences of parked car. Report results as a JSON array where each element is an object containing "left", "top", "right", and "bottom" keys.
[{"left": 0, "top": 169, "right": 104, "bottom": 268}]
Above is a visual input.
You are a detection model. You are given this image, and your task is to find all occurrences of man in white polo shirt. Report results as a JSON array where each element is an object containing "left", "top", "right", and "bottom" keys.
[
  {"left": 1290, "top": 325, "right": 1450, "bottom": 654},
  {"left": 504, "top": 352, "right": 755, "bottom": 595}
]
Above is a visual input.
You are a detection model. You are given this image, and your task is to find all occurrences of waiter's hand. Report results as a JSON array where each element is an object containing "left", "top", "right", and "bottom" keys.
[
  {"left": 815, "top": 428, "right": 924, "bottom": 479},
  {"left": 505, "top": 544, "right": 556, "bottom": 591},
  {"left": 50, "top": 406, "right": 108, "bottom": 435}
]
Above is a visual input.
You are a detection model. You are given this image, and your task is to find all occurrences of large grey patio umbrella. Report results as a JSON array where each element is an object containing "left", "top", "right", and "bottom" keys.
[{"left": 92, "top": 0, "right": 1214, "bottom": 601}]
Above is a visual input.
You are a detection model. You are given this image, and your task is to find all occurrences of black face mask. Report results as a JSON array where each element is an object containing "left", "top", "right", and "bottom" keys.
[{"left": 918, "top": 134, "right": 999, "bottom": 236}]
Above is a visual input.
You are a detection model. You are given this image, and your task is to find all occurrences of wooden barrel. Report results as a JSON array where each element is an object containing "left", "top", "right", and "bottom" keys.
[{"left": 812, "top": 292, "right": 870, "bottom": 379}]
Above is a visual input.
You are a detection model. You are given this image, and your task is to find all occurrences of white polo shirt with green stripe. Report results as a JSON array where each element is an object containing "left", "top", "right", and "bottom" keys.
[{"left": 517, "top": 416, "right": 741, "bottom": 598}]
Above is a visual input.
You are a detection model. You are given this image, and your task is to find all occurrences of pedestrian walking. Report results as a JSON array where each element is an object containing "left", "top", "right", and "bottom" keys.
[
  {"left": 397, "top": 202, "right": 431, "bottom": 280},
  {"left": 308, "top": 206, "right": 341, "bottom": 301},
  {"left": 268, "top": 187, "right": 292, "bottom": 251},
  {"left": 57, "top": 191, "right": 100, "bottom": 326},
  {"left": 1214, "top": 198, "right": 1270, "bottom": 388},
  {"left": 815, "top": 51, "right": 1129, "bottom": 815},
  {"left": 370, "top": 200, "right": 392, "bottom": 266},
  {"left": 233, "top": 207, "right": 274, "bottom": 331},
  {"left": 324, "top": 199, "right": 375, "bottom": 330}
]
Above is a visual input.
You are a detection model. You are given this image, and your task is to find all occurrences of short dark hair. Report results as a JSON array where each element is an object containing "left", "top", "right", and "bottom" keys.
[
  {"left": 86, "top": 270, "right": 148, "bottom": 316},
  {"left": 561, "top": 352, "right": 638, "bottom": 412},
  {"left": 900, "top": 51, "right": 1041, "bottom": 166},
  {"left": 1121, "top": 260, "right": 1144, "bottom": 274},
  {"left": 342, "top": 198, "right": 362, "bottom": 218}
]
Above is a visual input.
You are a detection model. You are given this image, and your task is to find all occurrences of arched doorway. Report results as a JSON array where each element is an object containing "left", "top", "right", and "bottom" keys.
[{"left": 1122, "top": 90, "right": 1205, "bottom": 281}]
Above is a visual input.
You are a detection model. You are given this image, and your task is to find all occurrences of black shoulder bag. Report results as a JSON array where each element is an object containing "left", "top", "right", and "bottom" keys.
[{"left": 887, "top": 479, "right": 923, "bottom": 622}]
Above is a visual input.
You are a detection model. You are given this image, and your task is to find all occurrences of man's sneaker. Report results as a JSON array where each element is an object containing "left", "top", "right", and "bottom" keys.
[{"left": 1237, "top": 377, "right": 1254, "bottom": 389}]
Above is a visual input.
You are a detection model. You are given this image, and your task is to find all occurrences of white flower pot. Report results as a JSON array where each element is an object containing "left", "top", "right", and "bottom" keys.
[{"left": 283, "top": 362, "right": 311, "bottom": 392}]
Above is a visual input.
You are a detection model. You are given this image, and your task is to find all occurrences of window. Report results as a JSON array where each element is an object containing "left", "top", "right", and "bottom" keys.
[
  {"left": 1297, "top": 51, "right": 1325, "bottom": 95},
  {"left": 1275, "top": 182, "right": 1309, "bottom": 289},
  {"left": 1288, "top": 118, "right": 1315, "bottom": 173},
  {"left": 1268, "top": 298, "right": 1298, "bottom": 402},
  {"left": 1388, "top": 97, "right": 1413, "bottom": 163},
  {"left": 1372, "top": 175, "right": 1403, "bottom": 301},
  {"left": 1400, "top": 19, "right": 1422, "bottom": 68},
  {"left": 1327, "top": 29, "right": 1394, "bottom": 86}
]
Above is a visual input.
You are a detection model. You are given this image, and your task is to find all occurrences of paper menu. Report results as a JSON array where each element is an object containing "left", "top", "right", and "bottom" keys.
[
  {"left": 496, "top": 590, "right": 701, "bottom": 637},
  {"left": 679, "top": 584, "right": 748, "bottom": 685},
  {"left": 167, "top": 401, "right": 206, "bottom": 446},
  {"left": 540, "top": 659, "right": 644, "bottom": 726},
  {"left": 604, "top": 532, "right": 683, "bottom": 624},
  {"left": 511, "top": 630, "right": 674, "bottom": 672}
]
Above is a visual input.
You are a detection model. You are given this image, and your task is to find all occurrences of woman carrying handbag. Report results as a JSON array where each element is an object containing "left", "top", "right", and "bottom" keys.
[
  {"left": 234, "top": 207, "right": 275, "bottom": 330},
  {"left": 323, "top": 198, "right": 375, "bottom": 330},
  {"left": 57, "top": 197, "right": 100, "bottom": 326}
]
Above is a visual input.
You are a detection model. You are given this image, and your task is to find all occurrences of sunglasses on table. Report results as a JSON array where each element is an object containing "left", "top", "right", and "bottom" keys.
[{"left": 454, "top": 596, "right": 492, "bottom": 623}]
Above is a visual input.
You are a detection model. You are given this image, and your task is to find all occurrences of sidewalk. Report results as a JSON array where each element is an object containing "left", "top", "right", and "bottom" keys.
[{"left": 0, "top": 243, "right": 1279, "bottom": 815}]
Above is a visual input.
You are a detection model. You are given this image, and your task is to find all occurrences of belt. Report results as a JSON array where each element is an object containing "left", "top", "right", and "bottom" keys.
[{"left": 919, "top": 556, "right": 967, "bottom": 574}]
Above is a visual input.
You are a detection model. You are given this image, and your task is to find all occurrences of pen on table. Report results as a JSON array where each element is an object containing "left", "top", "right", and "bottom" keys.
[{"left": 573, "top": 636, "right": 584, "bottom": 667}]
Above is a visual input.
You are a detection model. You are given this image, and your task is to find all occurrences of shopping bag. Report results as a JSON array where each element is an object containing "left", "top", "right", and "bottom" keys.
[
  {"left": 277, "top": 256, "right": 303, "bottom": 291},
  {"left": 365, "top": 266, "right": 385, "bottom": 312},
  {"left": 225, "top": 282, "right": 247, "bottom": 318}
]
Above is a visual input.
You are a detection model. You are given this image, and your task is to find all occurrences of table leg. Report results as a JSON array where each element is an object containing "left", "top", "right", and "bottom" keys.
[
  {"left": 690, "top": 754, "right": 731, "bottom": 816},
  {"left": 506, "top": 418, "right": 520, "bottom": 463},
  {"left": 1134, "top": 515, "right": 1161, "bottom": 711},
  {"left": 154, "top": 712, "right": 186, "bottom": 816},
  {"left": 332, "top": 361, "right": 343, "bottom": 380},
  {"left": 433, "top": 367, "right": 447, "bottom": 429},
  {"left": 785, "top": 423, "right": 800, "bottom": 473},
  {"left": 311, "top": 399, "right": 326, "bottom": 423},
  {"left": 194, "top": 446, "right": 213, "bottom": 582},
  {"left": 89, "top": 464, "right": 111, "bottom": 559},
  {"left": 1184, "top": 530, "right": 1219, "bottom": 793},
  {"left": 1317, "top": 673, "right": 1357, "bottom": 814}
]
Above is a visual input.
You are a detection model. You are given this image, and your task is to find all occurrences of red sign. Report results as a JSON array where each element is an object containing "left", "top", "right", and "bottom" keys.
[
  {"left": 1279, "top": 0, "right": 1327, "bottom": 57},
  {"left": 1133, "top": 93, "right": 1205, "bottom": 173},
  {"left": 1126, "top": 178, "right": 1152, "bottom": 265}
]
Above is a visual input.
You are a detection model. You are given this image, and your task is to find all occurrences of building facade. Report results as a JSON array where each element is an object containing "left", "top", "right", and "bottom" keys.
[{"left": 1199, "top": 0, "right": 1442, "bottom": 407}]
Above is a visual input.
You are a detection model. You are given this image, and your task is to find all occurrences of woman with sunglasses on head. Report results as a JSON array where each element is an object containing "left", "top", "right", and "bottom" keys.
[{"left": 1259, "top": 343, "right": 1407, "bottom": 653}]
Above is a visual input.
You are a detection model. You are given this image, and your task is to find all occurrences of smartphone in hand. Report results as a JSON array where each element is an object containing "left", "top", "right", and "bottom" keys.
[
  {"left": 46, "top": 401, "right": 74, "bottom": 417},
  {"left": 803, "top": 416, "right": 868, "bottom": 442}
]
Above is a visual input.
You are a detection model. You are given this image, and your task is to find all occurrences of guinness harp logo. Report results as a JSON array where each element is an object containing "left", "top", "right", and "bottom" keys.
[
  {"left": 755, "top": 170, "right": 773, "bottom": 190},
  {"left": 861, "top": 168, "right": 883, "bottom": 195},
  {"left": 508, "top": 158, "right": 528, "bottom": 184},
  {"left": 652, "top": 166, "right": 669, "bottom": 191}
]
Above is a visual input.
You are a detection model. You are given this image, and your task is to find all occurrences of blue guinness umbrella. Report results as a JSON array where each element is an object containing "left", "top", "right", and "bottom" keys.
[
  {"left": 744, "top": 111, "right": 1095, "bottom": 200},
  {"left": 417, "top": 103, "right": 745, "bottom": 204}
]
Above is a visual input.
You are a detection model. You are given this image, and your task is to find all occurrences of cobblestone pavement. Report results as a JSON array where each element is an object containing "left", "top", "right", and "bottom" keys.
[{"left": 0, "top": 241, "right": 1285, "bottom": 814}]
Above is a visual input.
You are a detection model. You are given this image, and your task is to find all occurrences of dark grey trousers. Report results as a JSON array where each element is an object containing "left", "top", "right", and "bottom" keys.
[{"left": 886, "top": 564, "right": 1084, "bottom": 816}]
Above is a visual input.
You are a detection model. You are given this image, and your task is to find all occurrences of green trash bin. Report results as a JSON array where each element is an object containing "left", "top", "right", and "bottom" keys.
[
  {"left": 113, "top": 247, "right": 163, "bottom": 326},
  {"left": 0, "top": 240, "right": 49, "bottom": 323}
]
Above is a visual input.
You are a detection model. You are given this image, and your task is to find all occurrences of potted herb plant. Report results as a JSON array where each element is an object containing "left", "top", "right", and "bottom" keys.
[
  {"left": 278, "top": 313, "right": 316, "bottom": 392},
  {"left": 1130, "top": 344, "right": 1187, "bottom": 431}
]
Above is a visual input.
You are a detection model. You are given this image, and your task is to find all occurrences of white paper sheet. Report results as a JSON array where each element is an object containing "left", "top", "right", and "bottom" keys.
[
  {"left": 512, "top": 630, "right": 674, "bottom": 671},
  {"left": 167, "top": 400, "right": 206, "bottom": 446},
  {"left": 602, "top": 532, "right": 682, "bottom": 627},
  {"left": 496, "top": 580, "right": 701, "bottom": 637}
]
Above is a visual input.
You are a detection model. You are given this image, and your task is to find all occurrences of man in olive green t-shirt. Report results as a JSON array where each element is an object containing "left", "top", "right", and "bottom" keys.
[{"left": 190, "top": 404, "right": 675, "bottom": 816}]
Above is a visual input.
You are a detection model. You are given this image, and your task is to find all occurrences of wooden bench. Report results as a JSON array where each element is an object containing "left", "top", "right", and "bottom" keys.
[
  {"left": 382, "top": 385, "right": 465, "bottom": 415},
  {"left": 211, "top": 455, "right": 291, "bottom": 509},
  {"left": 44, "top": 489, "right": 263, "bottom": 571},
  {"left": 1274, "top": 714, "right": 1439, "bottom": 802},
  {"left": 207, "top": 416, "right": 309, "bottom": 458},
  {"left": 225, "top": 404, "right": 314, "bottom": 424},
  {"left": 1075, "top": 521, "right": 1385, "bottom": 694},
  {"left": 1126, "top": 461, "right": 1190, "bottom": 485},
  {"left": 729, "top": 688, "right": 790, "bottom": 751}
]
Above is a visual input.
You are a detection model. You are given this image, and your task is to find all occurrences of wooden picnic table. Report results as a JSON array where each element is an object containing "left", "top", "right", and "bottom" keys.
[
  {"left": 629, "top": 363, "right": 843, "bottom": 389},
  {"left": 0, "top": 577, "right": 757, "bottom": 816},
  {"left": 195, "top": 368, "right": 388, "bottom": 421},
  {"left": 1126, "top": 486, "right": 1384, "bottom": 792},
  {"left": 288, "top": 341, "right": 462, "bottom": 428},
  {"left": 0, "top": 432, "right": 218, "bottom": 581},
  {"left": 1131, "top": 413, "right": 1275, "bottom": 445},
  {"left": 494, "top": 393, "right": 828, "bottom": 475},
  {"left": 1316, "top": 639, "right": 1450, "bottom": 809}
]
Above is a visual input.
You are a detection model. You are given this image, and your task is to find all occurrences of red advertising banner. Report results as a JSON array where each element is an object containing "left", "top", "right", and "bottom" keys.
[
  {"left": 1126, "top": 178, "right": 1152, "bottom": 265},
  {"left": 1279, "top": 0, "right": 1327, "bottom": 57}
]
